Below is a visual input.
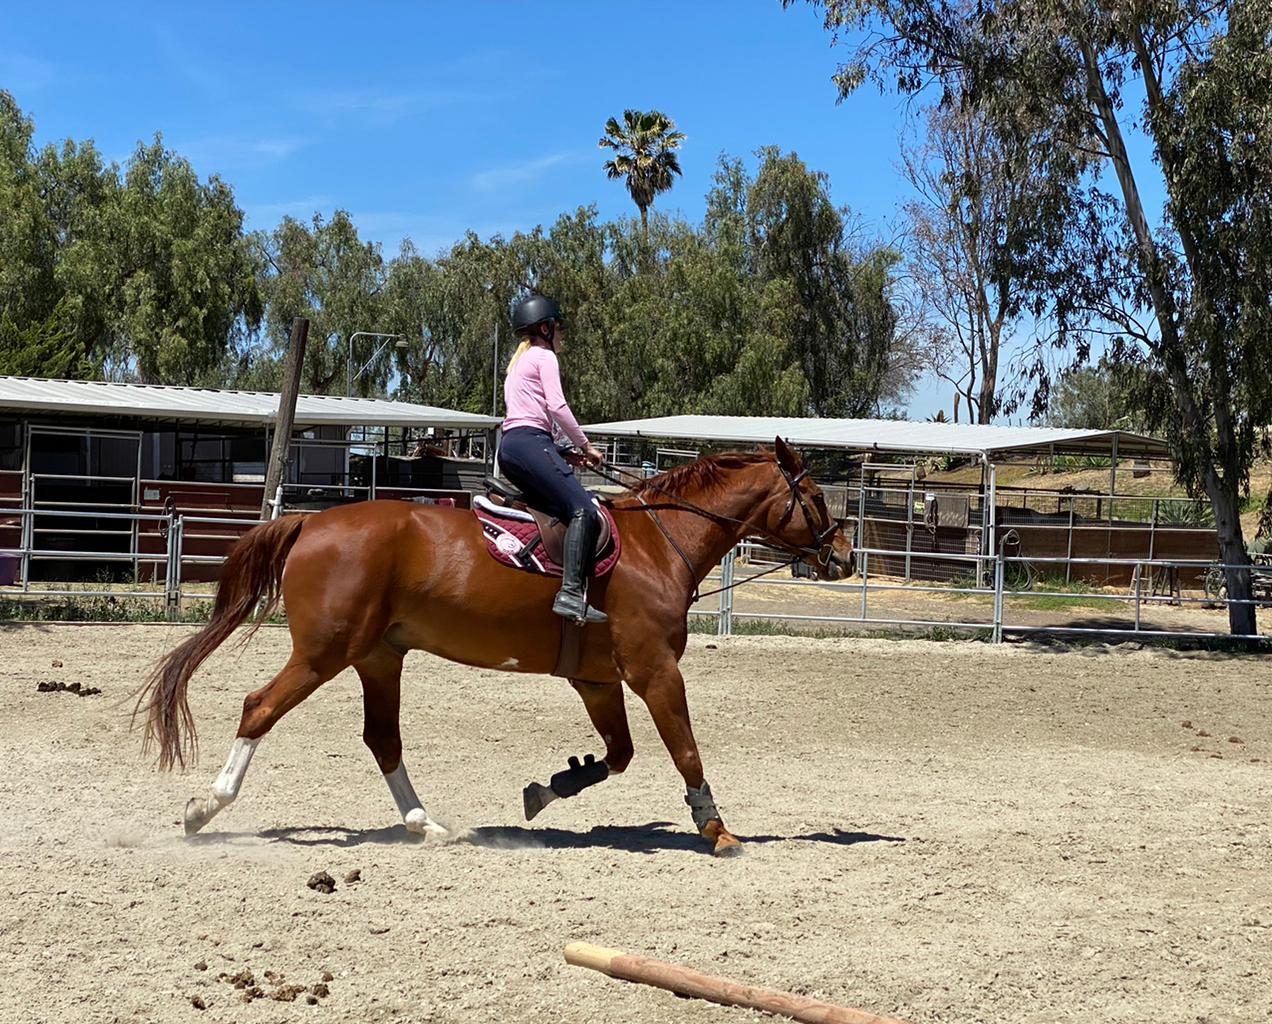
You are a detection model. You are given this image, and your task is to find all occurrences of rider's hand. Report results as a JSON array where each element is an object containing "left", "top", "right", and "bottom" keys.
[{"left": 583, "top": 443, "right": 605, "bottom": 468}]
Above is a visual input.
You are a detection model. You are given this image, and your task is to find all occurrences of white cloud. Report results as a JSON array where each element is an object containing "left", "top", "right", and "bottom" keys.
[
  {"left": 170, "top": 135, "right": 310, "bottom": 172},
  {"left": 294, "top": 88, "right": 484, "bottom": 125},
  {"left": 469, "top": 152, "right": 586, "bottom": 193},
  {"left": 0, "top": 52, "right": 56, "bottom": 93}
]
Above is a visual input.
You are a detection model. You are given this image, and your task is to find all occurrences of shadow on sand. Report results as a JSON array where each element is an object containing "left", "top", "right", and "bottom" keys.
[{"left": 185, "top": 821, "right": 906, "bottom": 855}]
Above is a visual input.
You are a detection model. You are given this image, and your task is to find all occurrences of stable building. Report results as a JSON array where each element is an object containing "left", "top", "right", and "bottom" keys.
[
  {"left": 0, "top": 376, "right": 498, "bottom": 584},
  {"left": 581, "top": 414, "right": 1211, "bottom": 588}
]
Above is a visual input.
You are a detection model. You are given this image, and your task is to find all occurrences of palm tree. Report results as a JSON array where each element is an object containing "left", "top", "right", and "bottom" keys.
[{"left": 598, "top": 109, "right": 685, "bottom": 234}]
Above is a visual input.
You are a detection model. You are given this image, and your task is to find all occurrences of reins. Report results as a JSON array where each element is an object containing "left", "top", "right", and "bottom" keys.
[{"left": 589, "top": 461, "right": 835, "bottom": 603}]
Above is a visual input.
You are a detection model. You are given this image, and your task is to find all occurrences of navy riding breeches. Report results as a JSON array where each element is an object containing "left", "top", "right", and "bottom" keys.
[{"left": 497, "top": 427, "right": 597, "bottom": 523}]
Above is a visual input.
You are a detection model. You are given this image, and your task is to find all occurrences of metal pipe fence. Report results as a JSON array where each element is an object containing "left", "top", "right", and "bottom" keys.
[
  {"left": 1, "top": 509, "right": 1268, "bottom": 642},
  {"left": 706, "top": 540, "right": 1268, "bottom": 642}
]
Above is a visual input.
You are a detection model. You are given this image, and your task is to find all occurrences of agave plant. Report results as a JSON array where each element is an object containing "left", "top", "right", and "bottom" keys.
[{"left": 598, "top": 109, "right": 685, "bottom": 233}]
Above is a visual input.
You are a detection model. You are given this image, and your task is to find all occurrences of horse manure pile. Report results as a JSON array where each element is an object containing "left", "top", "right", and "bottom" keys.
[
  {"left": 35, "top": 681, "right": 101, "bottom": 696},
  {"left": 207, "top": 967, "right": 334, "bottom": 1006},
  {"left": 305, "top": 867, "right": 363, "bottom": 894},
  {"left": 306, "top": 870, "right": 337, "bottom": 894}
]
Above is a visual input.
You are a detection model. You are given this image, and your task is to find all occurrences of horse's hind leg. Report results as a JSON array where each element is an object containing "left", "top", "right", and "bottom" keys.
[
  {"left": 523, "top": 680, "right": 632, "bottom": 821},
  {"left": 184, "top": 654, "right": 337, "bottom": 835},
  {"left": 356, "top": 644, "right": 447, "bottom": 837}
]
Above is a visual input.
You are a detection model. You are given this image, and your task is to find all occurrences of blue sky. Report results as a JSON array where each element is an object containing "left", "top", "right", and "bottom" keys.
[{"left": 3, "top": 2, "right": 1161, "bottom": 420}]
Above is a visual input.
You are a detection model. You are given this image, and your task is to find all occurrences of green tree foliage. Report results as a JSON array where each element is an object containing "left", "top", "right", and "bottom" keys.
[
  {"left": 0, "top": 91, "right": 909, "bottom": 433},
  {"left": 745, "top": 148, "right": 904, "bottom": 416},
  {"left": 1044, "top": 360, "right": 1146, "bottom": 432},
  {"left": 0, "top": 93, "right": 56, "bottom": 330},
  {"left": 379, "top": 150, "right": 904, "bottom": 421},
  {"left": 0, "top": 93, "right": 261, "bottom": 384},
  {"left": 790, "top": 0, "right": 1272, "bottom": 635},
  {"left": 98, "top": 138, "right": 263, "bottom": 383},
  {"left": 0, "top": 301, "right": 92, "bottom": 378},
  {"left": 598, "top": 109, "right": 685, "bottom": 233},
  {"left": 256, "top": 212, "right": 386, "bottom": 394},
  {"left": 0, "top": 92, "right": 104, "bottom": 375}
]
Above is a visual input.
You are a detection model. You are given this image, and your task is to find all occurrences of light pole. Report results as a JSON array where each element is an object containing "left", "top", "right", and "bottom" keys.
[
  {"left": 483, "top": 283, "right": 501, "bottom": 417},
  {"left": 347, "top": 332, "right": 406, "bottom": 397},
  {"left": 491, "top": 321, "right": 500, "bottom": 417}
]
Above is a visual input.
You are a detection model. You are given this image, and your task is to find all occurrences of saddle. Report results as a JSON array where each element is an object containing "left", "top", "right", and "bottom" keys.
[{"left": 473, "top": 476, "right": 620, "bottom": 578}]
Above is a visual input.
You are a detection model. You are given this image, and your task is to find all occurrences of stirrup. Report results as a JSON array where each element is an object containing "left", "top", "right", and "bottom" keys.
[{"left": 553, "top": 591, "right": 608, "bottom": 624}]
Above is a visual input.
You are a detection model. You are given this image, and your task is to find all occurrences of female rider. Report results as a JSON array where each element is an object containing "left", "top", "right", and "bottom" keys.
[{"left": 498, "top": 293, "right": 608, "bottom": 624}]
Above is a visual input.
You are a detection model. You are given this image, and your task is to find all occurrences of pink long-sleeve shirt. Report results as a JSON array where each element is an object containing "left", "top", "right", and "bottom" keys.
[{"left": 502, "top": 343, "right": 589, "bottom": 448}]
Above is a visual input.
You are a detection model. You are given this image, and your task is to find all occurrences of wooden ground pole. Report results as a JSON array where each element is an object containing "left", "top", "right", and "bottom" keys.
[{"left": 565, "top": 942, "right": 911, "bottom": 1024}]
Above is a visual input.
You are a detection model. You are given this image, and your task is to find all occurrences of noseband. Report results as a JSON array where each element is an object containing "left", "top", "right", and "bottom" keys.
[{"left": 776, "top": 464, "right": 842, "bottom": 567}]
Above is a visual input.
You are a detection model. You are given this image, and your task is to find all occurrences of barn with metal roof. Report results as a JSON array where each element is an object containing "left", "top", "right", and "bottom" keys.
[
  {"left": 582, "top": 414, "right": 1171, "bottom": 461},
  {"left": 581, "top": 414, "right": 1204, "bottom": 589},
  {"left": 0, "top": 376, "right": 498, "bottom": 584}
]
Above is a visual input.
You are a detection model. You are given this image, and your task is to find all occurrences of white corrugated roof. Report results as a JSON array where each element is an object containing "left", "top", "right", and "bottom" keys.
[
  {"left": 0, "top": 376, "right": 500, "bottom": 430},
  {"left": 583, "top": 415, "right": 1171, "bottom": 459}
]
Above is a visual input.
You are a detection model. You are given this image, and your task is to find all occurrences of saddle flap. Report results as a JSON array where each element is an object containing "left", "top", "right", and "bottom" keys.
[
  {"left": 533, "top": 506, "right": 611, "bottom": 567},
  {"left": 472, "top": 502, "right": 620, "bottom": 580},
  {"left": 483, "top": 475, "right": 525, "bottom": 503}
]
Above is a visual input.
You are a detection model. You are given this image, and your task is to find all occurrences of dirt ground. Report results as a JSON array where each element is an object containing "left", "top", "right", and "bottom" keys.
[{"left": 1, "top": 624, "right": 1269, "bottom": 1024}]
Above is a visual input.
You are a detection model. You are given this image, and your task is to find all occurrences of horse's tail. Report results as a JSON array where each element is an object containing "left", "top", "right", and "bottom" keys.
[{"left": 135, "top": 514, "right": 307, "bottom": 770}]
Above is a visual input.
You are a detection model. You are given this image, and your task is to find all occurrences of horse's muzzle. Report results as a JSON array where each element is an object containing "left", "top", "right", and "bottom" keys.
[{"left": 815, "top": 552, "right": 852, "bottom": 582}]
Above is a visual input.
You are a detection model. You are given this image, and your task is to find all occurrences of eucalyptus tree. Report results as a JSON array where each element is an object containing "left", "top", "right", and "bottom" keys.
[
  {"left": 99, "top": 138, "right": 262, "bottom": 384},
  {"left": 901, "top": 103, "right": 1058, "bottom": 423},
  {"left": 1, "top": 94, "right": 260, "bottom": 384},
  {"left": 257, "top": 211, "right": 386, "bottom": 395},
  {"left": 746, "top": 147, "right": 902, "bottom": 416},
  {"left": 790, "top": 0, "right": 1272, "bottom": 635}
]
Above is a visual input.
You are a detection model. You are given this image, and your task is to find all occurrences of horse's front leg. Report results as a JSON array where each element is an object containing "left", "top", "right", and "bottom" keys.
[
  {"left": 522, "top": 679, "right": 632, "bottom": 821},
  {"left": 626, "top": 657, "right": 741, "bottom": 857}
]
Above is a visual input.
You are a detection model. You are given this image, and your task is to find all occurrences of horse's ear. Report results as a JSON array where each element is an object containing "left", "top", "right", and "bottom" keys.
[{"left": 774, "top": 436, "right": 802, "bottom": 473}]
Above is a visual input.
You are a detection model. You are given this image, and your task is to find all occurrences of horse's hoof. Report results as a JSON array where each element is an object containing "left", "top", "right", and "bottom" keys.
[
  {"left": 183, "top": 798, "right": 207, "bottom": 836},
  {"left": 713, "top": 836, "right": 744, "bottom": 857},
  {"left": 405, "top": 810, "right": 448, "bottom": 837},
  {"left": 701, "top": 820, "right": 743, "bottom": 857},
  {"left": 523, "top": 782, "right": 555, "bottom": 821}
]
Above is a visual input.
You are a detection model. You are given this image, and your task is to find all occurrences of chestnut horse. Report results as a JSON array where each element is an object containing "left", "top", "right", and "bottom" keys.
[{"left": 137, "top": 438, "right": 853, "bottom": 855}]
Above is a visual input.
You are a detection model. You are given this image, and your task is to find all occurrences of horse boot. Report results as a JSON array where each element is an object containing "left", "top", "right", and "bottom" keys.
[{"left": 552, "top": 509, "right": 608, "bottom": 624}]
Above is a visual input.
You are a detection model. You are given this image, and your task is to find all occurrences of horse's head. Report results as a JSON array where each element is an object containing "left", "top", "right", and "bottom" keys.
[{"left": 754, "top": 438, "right": 854, "bottom": 581}]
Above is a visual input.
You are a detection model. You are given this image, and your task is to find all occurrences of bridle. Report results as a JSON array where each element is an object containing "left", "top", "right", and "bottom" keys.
[
  {"left": 773, "top": 462, "right": 843, "bottom": 569},
  {"left": 595, "top": 457, "right": 846, "bottom": 586}
]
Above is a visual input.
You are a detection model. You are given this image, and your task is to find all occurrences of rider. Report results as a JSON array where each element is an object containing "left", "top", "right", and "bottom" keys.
[{"left": 498, "top": 292, "right": 609, "bottom": 624}]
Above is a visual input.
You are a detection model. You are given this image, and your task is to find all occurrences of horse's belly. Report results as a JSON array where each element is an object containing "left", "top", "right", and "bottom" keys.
[{"left": 386, "top": 591, "right": 617, "bottom": 680}]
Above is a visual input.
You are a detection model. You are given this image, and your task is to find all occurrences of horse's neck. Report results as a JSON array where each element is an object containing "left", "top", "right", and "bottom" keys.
[{"left": 637, "top": 470, "right": 772, "bottom": 582}]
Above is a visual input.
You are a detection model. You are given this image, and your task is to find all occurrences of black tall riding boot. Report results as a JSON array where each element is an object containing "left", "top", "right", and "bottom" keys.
[{"left": 552, "top": 509, "right": 608, "bottom": 624}]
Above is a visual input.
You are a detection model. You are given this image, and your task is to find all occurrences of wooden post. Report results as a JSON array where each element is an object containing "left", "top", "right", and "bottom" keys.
[
  {"left": 260, "top": 317, "right": 309, "bottom": 520},
  {"left": 565, "top": 943, "right": 909, "bottom": 1024}
]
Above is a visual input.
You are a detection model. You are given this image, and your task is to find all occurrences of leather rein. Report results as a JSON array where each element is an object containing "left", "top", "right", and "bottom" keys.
[{"left": 592, "top": 461, "right": 844, "bottom": 603}]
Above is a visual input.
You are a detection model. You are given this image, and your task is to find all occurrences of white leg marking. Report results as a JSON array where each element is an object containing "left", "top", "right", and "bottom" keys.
[
  {"left": 212, "top": 736, "right": 259, "bottom": 803},
  {"left": 498, "top": 658, "right": 520, "bottom": 669},
  {"left": 185, "top": 737, "right": 259, "bottom": 835},
  {"left": 385, "top": 761, "right": 448, "bottom": 837}
]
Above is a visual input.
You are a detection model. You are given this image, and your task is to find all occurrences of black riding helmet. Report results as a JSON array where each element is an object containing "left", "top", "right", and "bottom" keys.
[{"left": 511, "top": 293, "right": 564, "bottom": 335}]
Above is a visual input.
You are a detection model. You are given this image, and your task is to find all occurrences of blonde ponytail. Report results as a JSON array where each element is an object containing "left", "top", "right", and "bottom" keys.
[{"left": 505, "top": 339, "right": 531, "bottom": 374}]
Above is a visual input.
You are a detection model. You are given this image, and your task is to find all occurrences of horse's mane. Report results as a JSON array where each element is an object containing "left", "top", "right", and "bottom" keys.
[{"left": 627, "top": 450, "right": 775, "bottom": 499}]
